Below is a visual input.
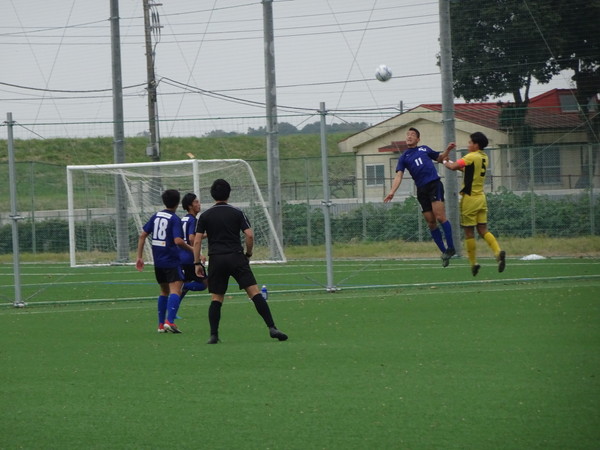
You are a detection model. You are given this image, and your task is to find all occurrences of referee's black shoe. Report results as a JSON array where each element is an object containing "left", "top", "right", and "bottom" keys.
[
  {"left": 206, "top": 334, "right": 220, "bottom": 344},
  {"left": 269, "top": 327, "right": 288, "bottom": 341}
]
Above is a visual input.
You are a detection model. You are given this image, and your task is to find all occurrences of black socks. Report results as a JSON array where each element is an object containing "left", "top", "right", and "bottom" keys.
[
  {"left": 208, "top": 300, "right": 222, "bottom": 336},
  {"left": 251, "top": 294, "right": 275, "bottom": 328}
]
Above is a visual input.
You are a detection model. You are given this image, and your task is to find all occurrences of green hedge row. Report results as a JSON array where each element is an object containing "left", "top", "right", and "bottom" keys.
[
  {"left": 281, "top": 190, "right": 599, "bottom": 245},
  {"left": 1, "top": 191, "right": 598, "bottom": 254}
]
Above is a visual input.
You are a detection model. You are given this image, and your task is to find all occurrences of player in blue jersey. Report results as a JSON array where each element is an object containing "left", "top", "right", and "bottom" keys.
[
  {"left": 193, "top": 179, "right": 288, "bottom": 344},
  {"left": 384, "top": 127, "right": 457, "bottom": 266},
  {"left": 179, "top": 193, "right": 207, "bottom": 300},
  {"left": 136, "top": 189, "right": 193, "bottom": 334}
]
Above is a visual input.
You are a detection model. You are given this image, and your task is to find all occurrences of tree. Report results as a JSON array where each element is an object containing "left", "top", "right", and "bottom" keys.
[
  {"left": 449, "top": 0, "right": 562, "bottom": 147},
  {"left": 450, "top": 0, "right": 562, "bottom": 105},
  {"left": 300, "top": 121, "right": 370, "bottom": 134},
  {"left": 204, "top": 129, "right": 240, "bottom": 137},
  {"left": 553, "top": 0, "right": 600, "bottom": 102},
  {"left": 277, "top": 122, "right": 299, "bottom": 135},
  {"left": 552, "top": 0, "right": 600, "bottom": 187}
]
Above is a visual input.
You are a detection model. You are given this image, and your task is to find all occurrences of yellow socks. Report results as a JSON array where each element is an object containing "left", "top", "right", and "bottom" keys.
[
  {"left": 466, "top": 237, "right": 477, "bottom": 266},
  {"left": 483, "top": 232, "right": 501, "bottom": 257}
]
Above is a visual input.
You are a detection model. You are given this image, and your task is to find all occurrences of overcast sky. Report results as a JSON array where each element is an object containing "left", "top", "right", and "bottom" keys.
[{"left": 1, "top": 0, "right": 574, "bottom": 139}]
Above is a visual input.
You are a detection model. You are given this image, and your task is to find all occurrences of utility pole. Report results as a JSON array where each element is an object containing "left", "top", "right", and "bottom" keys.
[
  {"left": 143, "top": 0, "right": 162, "bottom": 161},
  {"left": 110, "top": 0, "right": 129, "bottom": 262},
  {"left": 439, "top": 0, "right": 461, "bottom": 253},
  {"left": 5, "top": 113, "right": 24, "bottom": 307},
  {"left": 262, "top": 0, "right": 283, "bottom": 252},
  {"left": 319, "top": 103, "right": 336, "bottom": 292}
]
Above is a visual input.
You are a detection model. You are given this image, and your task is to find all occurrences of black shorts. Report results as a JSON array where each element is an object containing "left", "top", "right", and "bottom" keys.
[
  {"left": 416, "top": 179, "right": 445, "bottom": 213},
  {"left": 181, "top": 263, "right": 206, "bottom": 282},
  {"left": 207, "top": 252, "right": 257, "bottom": 295},
  {"left": 154, "top": 266, "right": 184, "bottom": 284}
]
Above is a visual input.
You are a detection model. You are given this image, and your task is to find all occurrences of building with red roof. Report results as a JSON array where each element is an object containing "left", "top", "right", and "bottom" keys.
[{"left": 338, "top": 89, "right": 598, "bottom": 200}]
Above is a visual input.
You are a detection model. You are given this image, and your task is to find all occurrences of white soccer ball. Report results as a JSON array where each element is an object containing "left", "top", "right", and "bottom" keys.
[{"left": 375, "top": 65, "right": 392, "bottom": 82}]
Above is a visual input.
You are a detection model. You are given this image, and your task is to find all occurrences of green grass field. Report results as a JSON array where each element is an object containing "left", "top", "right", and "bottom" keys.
[{"left": 1, "top": 257, "right": 599, "bottom": 449}]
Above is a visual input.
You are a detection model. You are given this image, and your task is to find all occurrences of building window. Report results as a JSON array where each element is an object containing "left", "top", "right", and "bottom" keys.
[
  {"left": 559, "top": 94, "right": 578, "bottom": 112},
  {"left": 533, "top": 145, "right": 560, "bottom": 184},
  {"left": 366, "top": 164, "right": 385, "bottom": 186}
]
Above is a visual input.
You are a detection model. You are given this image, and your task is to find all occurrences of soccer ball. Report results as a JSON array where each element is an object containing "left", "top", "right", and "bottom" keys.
[{"left": 375, "top": 64, "right": 392, "bottom": 82}]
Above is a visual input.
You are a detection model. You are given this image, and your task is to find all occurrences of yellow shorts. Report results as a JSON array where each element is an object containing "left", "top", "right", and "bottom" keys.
[{"left": 460, "top": 194, "right": 488, "bottom": 227}]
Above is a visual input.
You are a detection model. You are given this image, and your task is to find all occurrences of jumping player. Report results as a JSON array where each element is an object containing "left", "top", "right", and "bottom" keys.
[
  {"left": 443, "top": 131, "right": 506, "bottom": 276},
  {"left": 384, "top": 127, "right": 457, "bottom": 266}
]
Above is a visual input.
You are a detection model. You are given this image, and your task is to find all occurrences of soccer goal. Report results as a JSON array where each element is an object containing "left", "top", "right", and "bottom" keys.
[{"left": 66, "top": 159, "right": 285, "bottom": 267}]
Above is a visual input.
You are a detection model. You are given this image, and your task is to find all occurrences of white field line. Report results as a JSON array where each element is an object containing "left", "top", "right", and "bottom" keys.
[{"left": 1, "top": 274, "right": 599, "bottom": 315}]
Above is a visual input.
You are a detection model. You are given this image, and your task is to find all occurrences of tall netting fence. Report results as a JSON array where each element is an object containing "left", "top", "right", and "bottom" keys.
[{"left": 1, "top": 146, "right": 598, "bottom": 259}]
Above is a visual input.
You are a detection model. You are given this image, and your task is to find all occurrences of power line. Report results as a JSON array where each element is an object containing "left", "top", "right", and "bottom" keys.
[
  {"left": 159, "top": 76, "right": 404, "bottom": 114},
  {"left": 0, "top": 19, "right": 108, "bottom": 36},
  {"left": 0, "top": 80, "right": 147, "bottom": 94}
]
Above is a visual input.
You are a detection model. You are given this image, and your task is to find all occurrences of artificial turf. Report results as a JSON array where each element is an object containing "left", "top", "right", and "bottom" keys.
[{"left": 1, "top": 258, "right": 599, "bottom": 449}]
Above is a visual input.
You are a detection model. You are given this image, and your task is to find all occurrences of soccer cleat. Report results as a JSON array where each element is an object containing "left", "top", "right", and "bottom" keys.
[
  {"left": 164, "top": 321, "right": 182, "bottom": 334},
  {"left": 269, "top": 327, "right": 288, "bottom": 341},
  {"left": 158, "top": 324, "right": 166, "bottom": 333},
  {"left": 206, "top": 334, "right": 220, "bottom": 344},
  {"left": 497, "top": 250, "right": 506, "bottom": 273},
  {"left": 441, "top": 248, "right": 456, "bottom": 268},
  {"left": 471, "top": 264, "right": 481, "bottom": 277}
]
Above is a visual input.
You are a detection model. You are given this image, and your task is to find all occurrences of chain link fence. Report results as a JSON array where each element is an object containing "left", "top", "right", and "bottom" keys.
[{"left": 1, "top": 146, "right": 598, "bottom": 257}]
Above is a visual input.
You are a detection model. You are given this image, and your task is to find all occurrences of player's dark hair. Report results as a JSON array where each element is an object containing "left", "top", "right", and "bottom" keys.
[
  {"left": 470, "top": 131, "right": 489, "bottom": 150},
  {"left": 408, "top": 127, "right": 420, "bottom": 138},
  {"left": 210, "top": 179, "right": 231, "bottom": 201},
  {"left": 162, "top": 189, "right": 181, "bottom": 209},
  {"left": 181, "top": 192, "right": 197, "bottom": 211}
]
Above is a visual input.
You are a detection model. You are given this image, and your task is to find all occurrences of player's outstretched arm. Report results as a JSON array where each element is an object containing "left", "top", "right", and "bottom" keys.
[
  {"left": 384, "top": 171, "right": 404, "bottom": 202},
  {"left": 443, "top": 159, "right": 462, "bottom": 171},
  {"left": 437, "top": 142, "right": 456, "bottom": 163}
]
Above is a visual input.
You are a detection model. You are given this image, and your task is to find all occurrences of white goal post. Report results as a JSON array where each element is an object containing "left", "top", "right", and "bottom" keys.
[{"left": 66, "top": 159, "right": 285, "bottom": 267}]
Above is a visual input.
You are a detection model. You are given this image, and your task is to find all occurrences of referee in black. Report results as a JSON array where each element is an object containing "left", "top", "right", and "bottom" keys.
[{"left": 193, "top": 179, "right": 288, "bottom": 344}]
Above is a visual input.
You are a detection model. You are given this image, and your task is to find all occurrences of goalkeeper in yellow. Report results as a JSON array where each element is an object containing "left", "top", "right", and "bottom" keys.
[{"left": 442, "top": 132, "right": 506, "bottom": 276}]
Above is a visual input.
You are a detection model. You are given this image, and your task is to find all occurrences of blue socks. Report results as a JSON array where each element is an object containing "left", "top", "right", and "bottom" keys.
[
  {"left": 441, "top": 220, "right": 455, "bottom": 250},
  {"left": 183, "top": 281, "right": 207, "bottom": 292},
  {"left": 431, "top": 221, "right": 455, "bottom": 253},
  {"left": 157, "top": 295, "right": 168, "bottom": 325},
  {"left": 430, "top": 228, "right": 446, "bottom": 253},
  {"left": 166, "top": 293, "right": 182, "bottom": 323}
]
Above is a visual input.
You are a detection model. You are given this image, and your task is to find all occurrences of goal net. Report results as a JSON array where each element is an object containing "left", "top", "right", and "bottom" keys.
[{"left": 66, "top": 159, "right": 285, "bottom": 267}]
